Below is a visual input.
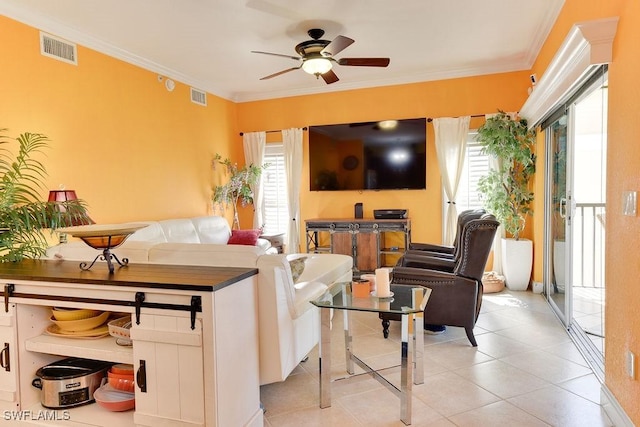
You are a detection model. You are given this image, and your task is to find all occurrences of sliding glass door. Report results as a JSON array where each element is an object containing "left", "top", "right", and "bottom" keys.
[
  {"left": 543, "top": 67, "right": 607, "bottom": 378},
  {"left": 545, "top": 112, "right": 572, "bottom": 324}
]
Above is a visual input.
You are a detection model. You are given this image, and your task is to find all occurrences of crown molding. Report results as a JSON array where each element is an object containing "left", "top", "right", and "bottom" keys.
[{"left": 520, "top": 17, "right": 619, "bottom": 127}]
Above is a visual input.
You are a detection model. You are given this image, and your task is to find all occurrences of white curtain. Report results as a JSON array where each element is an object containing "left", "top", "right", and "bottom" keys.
[
  {"left": 242, "top": 131, "right": 266, "bottom": 229},
  {"left": 433, "top": 116, "right": 470, "bottom": 244},
  {"left": 282, "top": 128, "right": 303, "bottom": 253}
]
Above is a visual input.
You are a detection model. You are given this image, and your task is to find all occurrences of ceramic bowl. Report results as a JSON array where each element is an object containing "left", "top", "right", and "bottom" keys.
[
  {"left": 94, "top": 381, "right": 135, "bottom": 412},
  {"left": 50, "top": 311, "right": 110, "bottom": 332},
  {"left": 51, "top": 308, "right": 102, "bottom": 322}
]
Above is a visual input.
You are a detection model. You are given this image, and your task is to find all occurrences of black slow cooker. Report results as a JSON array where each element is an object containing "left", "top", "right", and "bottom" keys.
[{"left": 32, "top": 357, "right": 113, "bottom": 409}]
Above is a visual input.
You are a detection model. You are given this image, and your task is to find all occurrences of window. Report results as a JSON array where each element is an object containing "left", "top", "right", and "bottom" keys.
[
  {"left": 262, "top": 143, "right": 289, "bottom": 235},
  {"left": 453, "top": 131, "right": 490, "bottom": 212}
]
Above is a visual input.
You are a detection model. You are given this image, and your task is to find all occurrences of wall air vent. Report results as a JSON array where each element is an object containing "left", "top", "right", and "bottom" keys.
[
  {"left": 190, "top": 88, "right": 207, "bottom": 106},
  {"left": 40, "top": 32, "right": 78, "bottom": 65}
]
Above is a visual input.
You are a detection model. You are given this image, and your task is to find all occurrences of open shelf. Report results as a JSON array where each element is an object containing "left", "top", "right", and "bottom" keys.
[{"left": 25, "top": 334, "right": 133, "bottom": 364}]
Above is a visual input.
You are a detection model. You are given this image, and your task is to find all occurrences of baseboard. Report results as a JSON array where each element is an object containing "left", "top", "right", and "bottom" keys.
[{"left": 601, "top": 383, "right": 634, "bottom": 427}]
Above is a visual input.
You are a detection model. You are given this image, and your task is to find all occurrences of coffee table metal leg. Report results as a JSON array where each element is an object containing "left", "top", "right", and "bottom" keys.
[
  {"left": 342, "top": 290, "right": 354, "bottom": 375},
  {"left": 412, "top": 288, "right": 424, "bottom": 385},
  {"left": 400, "top": 312, "right": 413, "bottom": 425},
  {"left": 320, "top": 306, "right": 331, "bottom": 408}
]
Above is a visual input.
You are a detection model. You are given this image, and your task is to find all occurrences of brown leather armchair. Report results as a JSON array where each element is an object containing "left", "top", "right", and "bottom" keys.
[
  {"left": 380, "top": 214, "right": 499, "bottom": 346},
  {"left": 400, "top": 209, "right": 486, "bottom": 272}
]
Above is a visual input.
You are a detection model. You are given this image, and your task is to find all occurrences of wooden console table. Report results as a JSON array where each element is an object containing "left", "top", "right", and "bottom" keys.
[{"left": 305, "top": 218, "right": 411, "bottom": 273}]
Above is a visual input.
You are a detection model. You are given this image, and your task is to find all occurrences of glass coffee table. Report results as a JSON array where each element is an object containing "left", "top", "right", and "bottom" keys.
[{"left": 311, "top": 283, "right": 431, "bottom": 425}]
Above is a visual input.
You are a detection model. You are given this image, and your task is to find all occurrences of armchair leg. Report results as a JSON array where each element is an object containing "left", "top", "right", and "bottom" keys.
[
  {"left": 381, "top": 319, "right": 390, "bottom": 338},
  {"left": 465, "top": 327, "right": 478, "bottom": 347}
]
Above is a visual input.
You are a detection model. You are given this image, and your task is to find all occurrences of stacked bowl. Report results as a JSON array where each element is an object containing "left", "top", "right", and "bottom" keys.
[
  {"left": 48, "top": 308, "right": 111, "bottom": 338},
  {"left": 94, "top": 364, "right": 135, "bottom": 411}
]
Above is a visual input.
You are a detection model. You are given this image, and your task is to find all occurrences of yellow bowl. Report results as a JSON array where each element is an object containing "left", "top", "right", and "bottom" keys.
[
  {"left": 51, "top": 308, "right": 102, "bottom": 321},
  {"left": 50, "top": 311, "right": 110, "bottom": 332}
]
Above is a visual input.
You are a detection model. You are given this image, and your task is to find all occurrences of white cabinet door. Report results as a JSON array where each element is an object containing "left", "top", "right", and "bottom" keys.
[
  {"left": 131, "top": 313, "right": 205, "bottom": 427},
  {"left": 0, "top": 303, "right": 18, "bottom": 407}
]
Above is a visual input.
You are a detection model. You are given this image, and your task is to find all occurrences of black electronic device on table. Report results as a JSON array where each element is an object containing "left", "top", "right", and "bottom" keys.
[{"left": 373, "top": 209, "right": 408, "bottom": 219}]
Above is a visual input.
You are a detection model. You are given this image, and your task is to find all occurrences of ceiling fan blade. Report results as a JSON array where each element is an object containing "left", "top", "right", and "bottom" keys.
[
  {"left": 259, "top": 67, "right": 301, "bottom": 80},
  {"left": 320, "top": 35, "right": 355, "bottom": 57},
  {"left": 338, "top": 58, "right": 390, "bottom": 67},
  {"left": 251, "top": 50, "right": 301, "bottom": 61},
  {"left": 321, "top": 69, "right": 339, "bottom": 84}
]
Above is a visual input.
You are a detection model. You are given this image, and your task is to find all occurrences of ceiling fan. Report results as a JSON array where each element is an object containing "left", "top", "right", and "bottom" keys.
[{"left": 252, "top": 28, "right": 390, "bottom": 84}]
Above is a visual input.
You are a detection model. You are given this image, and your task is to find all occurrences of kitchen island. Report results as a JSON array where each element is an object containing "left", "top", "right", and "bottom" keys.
[{"left": 0, "top": 259, "right": 262, "bottom": 427}]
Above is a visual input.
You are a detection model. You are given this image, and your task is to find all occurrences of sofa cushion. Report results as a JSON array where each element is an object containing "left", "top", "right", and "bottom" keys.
[
  {"left": 148, "top": 242, "right": 263, "bottom": 267},
  {"left": 292, "top": 281, "right": 328, "bottom": 318},
  {"left": 191, "top": 216, "right": 231, "bottom": 244},
  {"left": 228, "top": 229, "right": 262, "bottom": 246},
  {"left": 46, "top": 240, "right": 154, "bottom": 263},
  {"left": 158, "top": 219, "right": 200, "bottom": 243},
  {"left": 293, "top": 253, "right": 353, "bottom": 289},
  {"left": 126, "top": 222, "right": 167, "bottom": 243}
]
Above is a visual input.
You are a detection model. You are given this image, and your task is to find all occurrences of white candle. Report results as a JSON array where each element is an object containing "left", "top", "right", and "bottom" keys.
[{"left": 375, "top": 268, "right": 390, "bottom": 297}]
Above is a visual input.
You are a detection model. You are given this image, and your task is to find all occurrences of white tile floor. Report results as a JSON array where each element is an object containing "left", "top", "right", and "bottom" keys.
[{"left": 260, "top": 289, "right": 613, "bottom": 427}]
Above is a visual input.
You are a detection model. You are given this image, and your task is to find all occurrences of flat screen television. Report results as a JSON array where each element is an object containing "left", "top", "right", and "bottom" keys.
[{"left": 309, "top": 118, "right": 426, "bottom": 191}]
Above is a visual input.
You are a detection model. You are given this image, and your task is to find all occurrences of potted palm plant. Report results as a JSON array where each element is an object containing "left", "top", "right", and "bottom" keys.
[
  {"left": 211, "top": 154, "right": 267, "bottom": 230},
  {"left": 0, "top": 129, "right": 90, "bottom": 262},
  {"left": 476, "top": 111, "right": 536, "bottom": 290}
]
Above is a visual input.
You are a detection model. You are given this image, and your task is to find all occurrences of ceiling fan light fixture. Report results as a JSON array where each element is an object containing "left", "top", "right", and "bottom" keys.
[{"left": 302, "top": 57, "right": 332, "bottom": 76}]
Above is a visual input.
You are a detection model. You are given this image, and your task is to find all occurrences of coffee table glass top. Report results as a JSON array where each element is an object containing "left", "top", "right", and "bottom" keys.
[{"left": 312, "top": 283, "right": 424, "bottom": 314}]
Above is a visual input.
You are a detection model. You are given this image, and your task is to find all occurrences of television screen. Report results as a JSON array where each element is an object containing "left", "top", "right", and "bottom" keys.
[{"left": 309, "top": 118, "right": 427, "bottom": 191}]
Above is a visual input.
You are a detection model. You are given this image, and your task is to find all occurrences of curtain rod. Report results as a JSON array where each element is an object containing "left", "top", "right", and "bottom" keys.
[
  {"left": 426, "top": 114, "right": 486, "bottom": 122},
  {"left": 239, "top": 127, "right": 308, "bottom": 136}
]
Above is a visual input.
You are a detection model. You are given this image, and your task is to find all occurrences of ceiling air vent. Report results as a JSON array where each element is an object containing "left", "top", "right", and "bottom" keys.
[
  {"left": 190, "top": 88, "right": 207, "bottom": 106},
  {"left": 40, "top": 32, "right": 77, "bottom": 65}
]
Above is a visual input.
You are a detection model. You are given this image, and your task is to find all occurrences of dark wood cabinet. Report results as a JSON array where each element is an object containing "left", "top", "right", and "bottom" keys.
[{"left": 305, "top": 218, "right": 411, "bottom": 274}]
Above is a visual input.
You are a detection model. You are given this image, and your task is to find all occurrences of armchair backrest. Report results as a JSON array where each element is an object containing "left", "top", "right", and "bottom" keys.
[
  {"left": 452, "top": 209, "right": 487, "bottom": 259},
  {"left": 454, "top": 213, "right": 499, "bottom": 281}
]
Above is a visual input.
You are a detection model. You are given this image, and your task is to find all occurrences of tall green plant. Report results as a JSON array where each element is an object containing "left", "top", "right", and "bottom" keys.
[
  {"left": 211, "top": 154, "right": 267, "bottom": 229},
  {"left": 476, "top": 111, "right": 536, "bottom": 240},
  {"left": 0, "top": 129, "right": 90, "bottom": 262}
]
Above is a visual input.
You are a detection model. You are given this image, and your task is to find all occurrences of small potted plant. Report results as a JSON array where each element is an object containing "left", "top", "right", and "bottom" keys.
[
  {"left": 0, "top": 128, "right": 90, "bottom": 262},
  {"left": 476, "top": 111, "right": 536, "bottom": 290},
  {"left": 211, "top": 154, "right": 267, "bottom": 230}
]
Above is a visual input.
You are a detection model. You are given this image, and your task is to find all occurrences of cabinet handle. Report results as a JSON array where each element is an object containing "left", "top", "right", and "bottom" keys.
[
  {"left": 4, "top": 284, "right": 14, "bottom": 313},
  {"left": 137, "top": 360, "right": 147, "bottom": 393},
  {"left": 135, "top": 292, "right": 145, "bottom": 325},
  {"left": 0, "top": 342, "right": 10, "bottom": 372}
]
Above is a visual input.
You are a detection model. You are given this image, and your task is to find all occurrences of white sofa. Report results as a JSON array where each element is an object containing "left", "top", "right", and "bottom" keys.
[{"left": 46, "top": 216, "right": 353, "bottom": 385}]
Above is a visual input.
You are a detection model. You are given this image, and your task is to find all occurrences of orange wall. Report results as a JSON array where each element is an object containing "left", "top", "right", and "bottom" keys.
[
  {"left": 0, "top": 16, "right": 238, "bottom": 224},
  {"left": 529, "top": 0, "right": 639, "bottom": 422},
  {"left": 236, "top": 74, "right": 530, "bottom": 250}
]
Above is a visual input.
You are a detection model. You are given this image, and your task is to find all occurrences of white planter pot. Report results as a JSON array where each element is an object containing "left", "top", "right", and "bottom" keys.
[{"left": 501, "top": 238, "right": 533, "bottom": 291}]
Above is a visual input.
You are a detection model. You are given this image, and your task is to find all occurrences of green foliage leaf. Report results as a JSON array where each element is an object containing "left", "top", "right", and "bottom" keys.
[
  {"left": 0, "top": 129, "right": 91, "bottom": 262},
  {"left": 211, "top": 154, "right": 268, "bottom": 227},
  {"left": 476, "top": 111, "right": 536, "bottom": 240}
]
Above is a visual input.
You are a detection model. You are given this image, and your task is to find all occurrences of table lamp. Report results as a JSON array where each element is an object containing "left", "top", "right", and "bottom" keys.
[{"left": 48, "top": 189, "right": 94, "bottom": 243}]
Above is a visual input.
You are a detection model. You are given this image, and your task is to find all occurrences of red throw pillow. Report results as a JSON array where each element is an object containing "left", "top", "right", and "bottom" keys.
[{"left": 228, "top": 229, "right": 262, "bottom": 246}]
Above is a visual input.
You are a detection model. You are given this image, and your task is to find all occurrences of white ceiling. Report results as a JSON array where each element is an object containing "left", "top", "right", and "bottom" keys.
[{"left": 0, "top": 0, "right": 564, "bottom": 103}]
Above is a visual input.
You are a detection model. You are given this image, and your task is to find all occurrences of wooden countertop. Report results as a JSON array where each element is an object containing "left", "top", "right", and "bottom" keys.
[{"left": 0, "top": 259, "right": 257, "bottom": 292}]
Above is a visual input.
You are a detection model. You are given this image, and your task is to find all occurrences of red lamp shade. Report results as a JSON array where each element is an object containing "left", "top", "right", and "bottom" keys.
[
  {"left": 48, "top": 190, "right": 79, "bottom": 203},
  {"left": 48, "top": 190, "right": 94, "bottom": 225}
]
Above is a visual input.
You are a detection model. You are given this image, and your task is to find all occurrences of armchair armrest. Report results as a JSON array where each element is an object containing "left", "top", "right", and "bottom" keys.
[
  {"left": 398, "top": 252, "right": 455, "bottom": 272},
  {"left": 408, "top": 242, "right": 455, "bottom": 254}
]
